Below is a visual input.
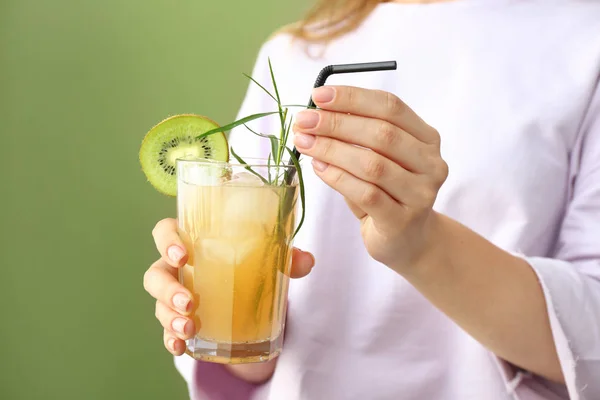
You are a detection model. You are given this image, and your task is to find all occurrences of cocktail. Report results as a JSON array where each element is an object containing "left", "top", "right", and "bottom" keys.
[
  {"left": 177, "top": 158, "right": 299, "bottom": 363},
  {"left": 138, "top": 60, "right": 394, "bottom": 364}
]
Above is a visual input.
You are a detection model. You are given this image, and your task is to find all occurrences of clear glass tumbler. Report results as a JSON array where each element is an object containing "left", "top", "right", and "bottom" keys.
[{"left": 176, "top": 157, "right": 299, "bottom": 364}]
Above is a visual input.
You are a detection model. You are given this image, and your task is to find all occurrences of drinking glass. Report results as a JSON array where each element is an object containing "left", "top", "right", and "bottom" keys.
[{"left": 176, "top": 157, "right": 299, "bottom": 364}]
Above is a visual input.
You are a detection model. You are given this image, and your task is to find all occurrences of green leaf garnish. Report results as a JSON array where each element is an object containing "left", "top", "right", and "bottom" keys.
[
  {"left": 243, "top": 124, "right": 279, "bottom": 165},
  {"left": 196, "top": 111, "right": 279, "bottom": 140},
  {"left": 286, "top": 146, "right": 305, "bottom": 239},
  {"left": 203, "top": 60, "right": 308, "bottom": 239},
  {"left": 230, "top": 147, "right": 270, "bottom": 185},
  {"left": 267, "top": 58, "right": 286, "bottom": 145},
  {"left": 243, "top": 73, "right": 277, "bottom": 103}
]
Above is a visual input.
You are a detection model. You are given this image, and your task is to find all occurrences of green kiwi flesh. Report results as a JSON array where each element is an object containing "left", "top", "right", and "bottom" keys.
[{"left": 139, "top": 114, "right": 229, "bottom": 196}]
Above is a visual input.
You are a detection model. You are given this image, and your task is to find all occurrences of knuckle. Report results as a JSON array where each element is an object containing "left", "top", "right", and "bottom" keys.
[
  {"left": 163, "top": 330, "right": 172, "bottom": 347},
  {"left": 423, "top": 147, "right": 448, "bottom": 185},
  {"left": 143, "top": 267, "right": 155, "bottom": 293},
  {"left": 319, "top": 137, "right": 335, "bottom": 160},
  {"left": 331, "top": 113, "right": 344, "bottom": 133},
  {"left": 346, "top": 87, "right": 357, "bottom": 108},
  {"left": 169, "top": 280, "right": 183, "bottom": 296},
  {"left": 376, "top": 122, "right": 397, "bottom": 148},
  {"left": 143, "top": 261, "right": 167, "bottom": 295},
  {"left": 152, "top": 218, "right": 171, "bottom": 238},
  {"left": 360, "top": 186, "right": 382, "bottom": 208},
  {"left": 154, "top": 301, "right": 161, "bottom": 320},
  {"left": 329, "top": 167, "right": 345, "bottom": 188},
  {"left": 362, "top": 156, "right": 386, "bottom": 180},
  {"left": 435, "top": 159, "right": 449, "bottom": 184},
  {"left": 385, "top": 91, "right": 405, "bottom": 116},
  {"left": 429, "top": 128, "right": 442, "bottom": 145},
  {"left": 419, "top": 187, "right": 437, "bottom": 206},
  {"left": 328, "top": 112, "right": 341, "bottom": 134}
]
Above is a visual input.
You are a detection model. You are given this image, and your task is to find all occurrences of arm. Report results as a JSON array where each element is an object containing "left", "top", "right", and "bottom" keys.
[
  {"left": 294, "top": 83, "right": 600, "bottom": 397},
  {"left": 404, "top": 213, "right": 564, "bottom": 382},
  {"left": 403, "top": 83, "right": 600, "bottom": 390}
]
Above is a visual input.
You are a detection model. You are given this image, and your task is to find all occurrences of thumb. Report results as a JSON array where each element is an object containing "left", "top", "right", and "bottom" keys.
[{"left": 290, "top": 248, "right": 315, "bottom": 278}]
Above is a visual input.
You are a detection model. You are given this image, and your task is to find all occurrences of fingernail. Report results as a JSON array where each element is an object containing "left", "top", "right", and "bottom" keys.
[
  {"left": 167, "top": 337, "right": 176, "bottom": 351},
  {"left": 172, "top": 318, "right": 188, "bottom": 334},
  {"left": 294, "top": 133, "right": 316, "bottom": 149},
  {"left": 173, "top": 293, "right": 191, "bottom": 312},
  {"left": 295, "top": 110, "right": 320, "bottom": 129},
  {"left": 312, "top": 87, "right": 335, "bottom": 103},
  {"left": 167, "top": 246, "right": 185, "bottom": 263},
  {"left": 312, "top": 159, "right": 329, "bottom": 171}
]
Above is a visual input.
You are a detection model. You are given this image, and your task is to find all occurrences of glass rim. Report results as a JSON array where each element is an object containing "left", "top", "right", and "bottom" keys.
[{"left": 176, "top": 155, "right": 297, "bottom": 170}]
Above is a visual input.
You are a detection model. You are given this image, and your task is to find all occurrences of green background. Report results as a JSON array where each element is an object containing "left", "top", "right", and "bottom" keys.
[{"left": 0, "top": 1, "right": 307, "bottom": 399}]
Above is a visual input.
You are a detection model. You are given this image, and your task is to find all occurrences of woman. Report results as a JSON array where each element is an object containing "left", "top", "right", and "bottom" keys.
[{"left": 143, "top": 0, "right": 600, "bottom": 399}]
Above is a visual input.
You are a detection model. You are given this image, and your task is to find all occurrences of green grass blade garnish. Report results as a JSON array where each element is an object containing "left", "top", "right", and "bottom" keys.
[
  {"left": 271, "top": 136, "right": 279, "bottom": 167},
  {"left": 277, "top": 108, "right": 289, "bottom": 163},
  {"left": 243, "top": 124, "right": 279, "bottom": 164},
  {"left": 230, "top": 147, "right": 270, "bottom": 185},
  {"left": 286, "top": 146, "right": 305, "bottom": 239},
  {"left": 267, "top": 154, "right": 272, "bottom": 183},
  {"left": 267, "top": 58, "right": 286, "bottom": 138},
  {"left": 190, "top": 60, "right": 308, "bottom": 238},
  {"left": 196, "top": 111, "right": 280, "bottom": 140},
  {"left": 243, "top": 73, "right": 277, "bottom": 103},
  {"left": 267, "top": 58, "right": 283, "bottom": 107},
  {"left": 282, "top": 111, "right": 292, "bottom": 152},
  {"left": 243, "top": 123, "right": 279, "bottom": 140}
]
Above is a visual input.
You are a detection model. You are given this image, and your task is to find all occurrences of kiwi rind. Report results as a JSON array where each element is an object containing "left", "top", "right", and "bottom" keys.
[{"left": 139, "top": 114, "right": 229, "bottom": 196}]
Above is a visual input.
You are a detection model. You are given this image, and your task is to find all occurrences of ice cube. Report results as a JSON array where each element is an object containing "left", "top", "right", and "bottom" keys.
[
  {"left": 224, "top": 171, "right": 264, "bottom": 187},
  {"left": 196, "top": 238, "right": 236, "bottom": 265},
  {"left": 179, "top": 162, "right": 231, "bottom": 186},
  {"left": 196, "top": 237, "right": 261, "bottom": 266},
  {"left": 221, "top": 184, "right": 280, "bottom": 229}
]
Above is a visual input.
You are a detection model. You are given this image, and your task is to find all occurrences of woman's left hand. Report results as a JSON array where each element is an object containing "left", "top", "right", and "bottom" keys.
[{"left": 293, "top": 86, "right": 448, "bottom": 273}]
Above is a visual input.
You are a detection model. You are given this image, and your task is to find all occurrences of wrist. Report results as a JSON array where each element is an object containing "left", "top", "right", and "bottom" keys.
[
  {"left": 224, "top": 358, "right": 278, "bottom": 384},
  {"left": 390, "top": 211, "right": 449, "bottom": 280}
]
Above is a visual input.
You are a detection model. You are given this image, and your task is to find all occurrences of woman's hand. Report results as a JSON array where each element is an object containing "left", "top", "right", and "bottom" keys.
[
  {"left": 293, "top": 86, "right": 448, "bottom": 273},
  {"left": 142, "top": 218, "right": 315, "bottom": 375},
  {"left": 293, "top": 87, "right": 565, "bottom": 383}
]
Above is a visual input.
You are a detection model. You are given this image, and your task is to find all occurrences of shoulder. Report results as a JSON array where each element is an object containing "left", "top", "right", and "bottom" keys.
[
  {"left": 501, "top": 1, "right": 600, "bottom": 80},
  {"left": 254, "top": 31, "right": 303, "bottom": 62},
  {"left": 248, "top": 30, "right": 323, "bottom": 89}
]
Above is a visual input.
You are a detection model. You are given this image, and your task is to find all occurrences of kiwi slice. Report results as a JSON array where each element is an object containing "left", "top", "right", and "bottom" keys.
[{"left": 139, "top": 114, "right": 229, "bottom": 196}]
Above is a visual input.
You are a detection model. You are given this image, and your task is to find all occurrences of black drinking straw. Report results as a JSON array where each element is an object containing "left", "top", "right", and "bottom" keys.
[{"left": 285, "top": 60, "right": 397, "bottom": 184}]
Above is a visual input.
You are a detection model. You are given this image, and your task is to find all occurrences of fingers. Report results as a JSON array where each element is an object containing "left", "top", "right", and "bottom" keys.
[
  {"left": 293, "top": 109, "right": 430, "bottom": 173},
  {"left": 290, "top": 248, "right": 315, "bottom": 278},
  {"left": 310, "top": 160, "right": 401, "bottom": 228},
  {"left": 164, "top": 329, "right": 186, "bottom": 356},
  {"left": 310, "top": 86, "right": 440, "bottom": 145},
  {"left": 143, "top": 258, "right": 193, "bottom": 315},
  {"left": 152, "top": 218, "right": 188, "bottom": 268},
  {"left": 293, "top": 133, "right": 421, "bottom": 205},
  {"left": 155, "top": 301, "right": 196, "bottom": 340}
]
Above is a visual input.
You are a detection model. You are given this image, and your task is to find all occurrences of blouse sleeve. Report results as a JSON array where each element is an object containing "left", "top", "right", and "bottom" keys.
[
  {"left": 174, "top": 36, "right": 283, "bottom": 400},
  {"left": 507, "top": 83, "right": 600, "bottom": 399}
]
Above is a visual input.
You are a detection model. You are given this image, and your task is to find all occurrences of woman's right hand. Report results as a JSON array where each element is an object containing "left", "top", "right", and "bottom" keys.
[{"left": 143, "top": 217, "right": 316, "bottom": 357}]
